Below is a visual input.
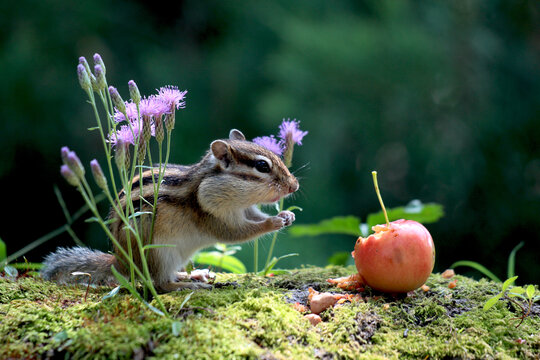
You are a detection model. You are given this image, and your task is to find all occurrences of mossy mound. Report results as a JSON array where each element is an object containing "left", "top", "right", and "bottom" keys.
[{"left": 1, "top": 267, "right": 538, "bottom": 359}]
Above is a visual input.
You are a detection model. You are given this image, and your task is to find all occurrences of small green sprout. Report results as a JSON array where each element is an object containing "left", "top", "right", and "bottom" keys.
[{"left": 484, "top": 276, "right": 539, "bottom": 327}]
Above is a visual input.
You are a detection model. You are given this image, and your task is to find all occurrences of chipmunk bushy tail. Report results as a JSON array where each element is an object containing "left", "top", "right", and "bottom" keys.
[{"left": 41, "top": 247, "right": 118, "bottom": 285}]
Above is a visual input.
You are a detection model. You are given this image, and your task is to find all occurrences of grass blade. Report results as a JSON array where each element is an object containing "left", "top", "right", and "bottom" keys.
[
  {"left": 450, "top": 260, "right": 501, "bottom": 282},
  {"left": 507, "top": 241, "right": 524, "bottom": 279},
  {"left": 0, "top": 237, "right": 6, "bottom": 262}
]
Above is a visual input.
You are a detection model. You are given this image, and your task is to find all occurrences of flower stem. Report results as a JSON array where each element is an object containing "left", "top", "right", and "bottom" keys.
[
  {"left": 264, "top": 197, "right": 284, "bottom": 269},
  {"left": 253, "top": 238, "right": 259, "bottom": 273},
  {"left": 371, "top": 171, "right": 390, "bottom": 227}
]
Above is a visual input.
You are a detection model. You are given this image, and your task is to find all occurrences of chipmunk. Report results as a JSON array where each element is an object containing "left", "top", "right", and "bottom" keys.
[{"left": 42, "top": 129, "right": 299, "bottom": 292}]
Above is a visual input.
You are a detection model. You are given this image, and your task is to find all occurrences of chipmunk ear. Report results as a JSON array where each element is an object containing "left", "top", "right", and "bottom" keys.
[
  {"left": 229, "top": 129, "right": 245, "bottom": 141},
  {"left": 211, "top": 140, "right": 231, "bottom": 165}
]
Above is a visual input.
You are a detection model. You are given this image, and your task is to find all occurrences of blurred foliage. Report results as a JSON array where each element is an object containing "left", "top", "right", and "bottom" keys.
[
  {"left": 290, "top": 200, "right": 444, "bottom": 238},
  {"left": 0, "top": 0, "right": 538, "bottom": 283},
  {"left": 366, "top": 200, "right": 444, "bottom": 229}
]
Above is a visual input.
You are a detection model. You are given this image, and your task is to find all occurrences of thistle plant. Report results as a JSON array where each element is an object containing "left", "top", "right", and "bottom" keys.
[
  {"left": 253, "top": 119, "right": 308, "bottom": 274},
  {"left": 60, "top": 54, "right": 186, "bottom": 316}
]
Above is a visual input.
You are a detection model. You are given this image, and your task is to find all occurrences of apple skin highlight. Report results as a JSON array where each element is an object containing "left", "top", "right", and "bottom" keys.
[{"left": 353, "top": 219, "right": 435, "bottom": 293}]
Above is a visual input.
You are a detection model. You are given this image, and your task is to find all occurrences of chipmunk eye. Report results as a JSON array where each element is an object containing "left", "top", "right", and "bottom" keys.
[{"left": 255, "top": 160, "right": 271, "bottom": 173}]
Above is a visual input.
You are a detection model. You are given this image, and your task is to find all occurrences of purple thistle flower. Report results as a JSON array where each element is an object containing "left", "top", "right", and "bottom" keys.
[
  {"left": 108, "top": 120, "right": 154, "bottom": 147},
  {"left": 113, "top": 97, "right": 169, "bottom": 124},
  {"left": 253, "top": 135, "right": 284, "bottom": 156},
  {"left": 139, "top": 96, "right": 170, "bottom": 119},
  {"left": 113, "top": 101, "right": 138, "bottom": 123},
  {"left": 157, "top": 86, "right": 187, "bottom": 110},
  {"left": 278, "top": 119, "right": 308, "bottom": 146}
]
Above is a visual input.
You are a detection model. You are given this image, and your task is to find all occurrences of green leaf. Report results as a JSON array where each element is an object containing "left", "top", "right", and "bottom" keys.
[
  {"left": 526, "top": 285, "right": 535, "bottom": 299},
  {"left": 289, "top": 216, "right": 361, "bottom": 237},
  {"left": 128, "top": 211, "right": 153, "bottom": 220},
  {"left": 507, "top": 241, "right": 524, "bottom": 279},
  {"left": 285, "top": 206, "right": 303, "bottom": 212},
  {"left": 87, "top": 126, "right": 100, "bottom": 131},
  {"left": 171, "top": 321, "right": 183, "bottom": 336},
  {"left": 509, "top": 286, "right": 525, "bottom": 294},
  {"left": 138, "top": 196, "right": 155, "bottom": 208},
  {"left": 179, "top": 292, "right": 194, "bottom": 310},
  {"left": 502, "top": 276, "right": 518, "bottom": 292},
  {"left": 103, "top": 286, "right": 121, "bottom": 300},
  {"left": 111, "top": 265, "right": 144, "bottom": 303},
  {"left": 483, "top": 294, "right": 502, "bottom": 311},
  {"left": 367, "top": 200, "right": 444, "bottom": 228},
  {"left": 84, "top": 217, "right": 117, "bottom": 226},
  {"left": 327, "top": 251, "right": 352, "bottom": 266},
  {"left": 450, "top": 261, "right": 501, "bottom": 282},
  {"left": 193, "top": 252, "right": 246, "bottom": 274},
  {"left": 260, "top": 253, "right": 299, "bottom": 276},
  {"left": 0, "top": 237, "right": 6, "bottom": 262},
  {"left": 142, "top": 244, "right": 177, "bottom": 251}
]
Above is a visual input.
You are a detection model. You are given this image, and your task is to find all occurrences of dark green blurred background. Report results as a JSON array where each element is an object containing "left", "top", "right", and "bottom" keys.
[{"left": 1, "top": 0, "right": 539, "bottom": 283}]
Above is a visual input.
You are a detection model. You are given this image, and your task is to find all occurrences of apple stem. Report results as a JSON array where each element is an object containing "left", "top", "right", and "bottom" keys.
[{"left": 372, "top": 171, "right": 390, "bottom": 227}]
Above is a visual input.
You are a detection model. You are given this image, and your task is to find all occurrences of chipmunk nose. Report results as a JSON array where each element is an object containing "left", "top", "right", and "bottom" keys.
[{"left": 288, "top": 180, "right": 299, "bottom": 194}]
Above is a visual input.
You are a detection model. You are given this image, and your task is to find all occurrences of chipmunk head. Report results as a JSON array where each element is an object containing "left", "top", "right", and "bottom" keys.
[{"left": 207, "top": 129, "right": 299, "bottom": 207}]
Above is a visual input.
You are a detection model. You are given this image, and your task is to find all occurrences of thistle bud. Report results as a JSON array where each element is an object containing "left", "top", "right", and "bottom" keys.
[
  {"left": 66, "top": 151, "right": 85, "bottom": 179},
  {"left": 61, "top": 146, "right": 70, "bottom": 164},
  {"left": 90, "top": 159, "right": 107, "bottom": 190},
  {"left": 137, "top": 140, "right": 147, "bottom": 164},
  {"left": 94, "top": 65, "right": 107, "bottom": 91},
  {"left": 77, "top": 64, "right": 91, "bottom": 92},
  {"left": 142, "top": 115, "right": 152, "bottom": 143},
  {"left": 114, "top": 138, "right": 126, "bottom": 170},
  {"left": 124, "top": 145, "right": 131, "bottom": 169},
  {"left": 109, "top": 86, "right": 126, "bottom": 113},
  {"left": 61, "top": 165, "right": 80, "bottom": 187},
  {"left": 90, "top": 73, "right": 99, "bottom": 92},
  {"left": 93, "top": 53, "right": 106, "bottom": 75},
  {"left": 79, "top": 57, "right": 92, "bottom": 77},
  {"left": 155, "top": 116, "right": 164, "bottom": 143},
  {"left": 128, "top": 80, "right": 141, "bottom": 105},
  {"left": 164, "top": 112, "right": 175, "bottom": 132}
]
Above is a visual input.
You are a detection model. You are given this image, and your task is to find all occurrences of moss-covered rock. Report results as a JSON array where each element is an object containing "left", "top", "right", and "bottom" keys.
[{"left": 1, "top": 267, "right": 538, "bottom": 359}]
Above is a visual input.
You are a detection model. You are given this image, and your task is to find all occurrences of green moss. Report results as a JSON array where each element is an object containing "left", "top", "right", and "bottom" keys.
[{"left": 1, "top": 269, "right": 538, "bottom": 359}]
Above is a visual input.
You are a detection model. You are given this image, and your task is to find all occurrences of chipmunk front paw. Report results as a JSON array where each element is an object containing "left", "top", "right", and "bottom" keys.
[{"left": 277, "top": 210, "right": 295, "bottom": 227}]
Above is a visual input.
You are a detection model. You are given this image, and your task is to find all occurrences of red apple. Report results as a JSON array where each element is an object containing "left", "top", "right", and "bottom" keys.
[{"left": 353, "top": 219, "right": 435, "bottom": 293}]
